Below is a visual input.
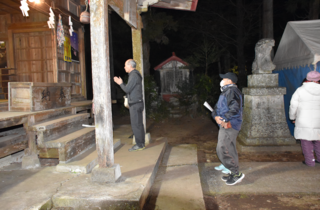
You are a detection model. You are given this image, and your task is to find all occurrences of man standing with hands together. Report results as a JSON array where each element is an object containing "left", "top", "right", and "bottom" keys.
[
  {"left": 212, "top": 72, "right": 245, "bottom": 185},
  {"left": 114, "top": 59, "right": 145, "bottom": 152}
]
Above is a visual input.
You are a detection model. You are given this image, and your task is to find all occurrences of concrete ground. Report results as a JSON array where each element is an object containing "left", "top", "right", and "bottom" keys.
[
  {"left": 200, "top": 162, "right": 320, "bottom": 195},
  {"left": 1, "top": 119, "right": 320, "bottom": 209},
  {"left": 0, "top": 140, "right": 167, "bottom": 210}
]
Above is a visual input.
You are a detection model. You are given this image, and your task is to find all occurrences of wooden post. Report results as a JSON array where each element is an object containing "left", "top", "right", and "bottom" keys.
[
  {"left": 90, "top": 0, "right": 114, "bottom": 168},
  {"left": 132, "top": 14, "right": 146, "bottom": 132},
  {"left": 79, "top": 28, "right": 87, "bottom": 98}
]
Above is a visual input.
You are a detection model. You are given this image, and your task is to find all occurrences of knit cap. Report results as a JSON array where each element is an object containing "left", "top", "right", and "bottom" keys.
[{"left": 306, "top": 71, "right": 320, "bottom": 82}]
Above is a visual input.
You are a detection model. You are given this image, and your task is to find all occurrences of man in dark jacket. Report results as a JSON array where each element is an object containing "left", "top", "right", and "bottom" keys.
[
  {"left": 212, "top": 72, "right": 244, "bottom": 185},
  {"left": 114, "top": 59, "right": 145, "bottom": 152}
]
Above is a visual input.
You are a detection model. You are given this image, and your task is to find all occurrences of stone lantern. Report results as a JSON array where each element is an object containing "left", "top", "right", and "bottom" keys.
[{"left": 238, "top": 39, "right": 295, "bottom": 146}]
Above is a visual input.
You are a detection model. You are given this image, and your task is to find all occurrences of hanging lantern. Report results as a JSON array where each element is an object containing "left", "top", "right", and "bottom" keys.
[{"left": 80, "top": 0, "right": 90, "bottom": 24}]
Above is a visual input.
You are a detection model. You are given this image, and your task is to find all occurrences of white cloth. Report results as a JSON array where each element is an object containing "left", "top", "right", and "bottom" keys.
[
  {"left": 273, "top": 20, "right": 320, "bottom": 70},
  {"left": 289, "top": 82, "right": 320, "bottom": 140}
]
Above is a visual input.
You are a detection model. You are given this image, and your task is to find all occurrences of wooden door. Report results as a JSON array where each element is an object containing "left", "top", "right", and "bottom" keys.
[{"left": 14, "top": 31, "right": 53, "bottom": 82}]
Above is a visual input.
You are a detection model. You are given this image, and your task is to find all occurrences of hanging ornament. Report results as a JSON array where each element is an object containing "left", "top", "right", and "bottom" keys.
[
  {"left": 69, "top": 16, "right": 74, "bottom": 37},
  {"left": 80, "top": 0, "right": 90, "bottom": 24},
  {"left": 20, "top": 0, "right": 30, "bottom": 17},
  {"left": 47, "top": 7, "right": 55, "bottom": 29},
  {"left": 57, "top": 15, "right": 65, "bottom": 47}
]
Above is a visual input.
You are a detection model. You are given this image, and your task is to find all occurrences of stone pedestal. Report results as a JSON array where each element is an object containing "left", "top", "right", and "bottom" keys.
[
  {"left": 91, "top": 164, "right": 121, "bottom": 183},
  {"left": 238, "top": 74, "right": 295, "bottom": 146},
  {"left": 21, "top": 154, "right": 41, "bottom": 169}
]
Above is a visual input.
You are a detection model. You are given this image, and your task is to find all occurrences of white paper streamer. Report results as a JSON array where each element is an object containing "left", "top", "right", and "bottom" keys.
[
  {"left": 203, "top": 101, "right": 213, "bottom": 112},
  {"left": 47, "top": 7, "right": 55, "bottom": 29}
]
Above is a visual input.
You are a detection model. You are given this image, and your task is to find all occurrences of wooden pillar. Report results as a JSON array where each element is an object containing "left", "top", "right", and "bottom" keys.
[
  {"left": 132, "top": 15, "right": 146, "bottom": 132},
  {"left": 90, "top": 0, "right": 114, "bottom": 168}
]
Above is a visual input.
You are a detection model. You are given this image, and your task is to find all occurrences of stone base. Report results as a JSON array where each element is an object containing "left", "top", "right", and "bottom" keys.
[
  {"left": 21, "top": 154, "right": 41, "bottom": 169},
  {"left": 237, "top": 138, "right": 301, "bottom": 153},
  {"left": 91, "top": 164, "right": 121, "bottom": 183},
  {"left": 133, "top": 133, "right": 151, "bottom": 145},
  {"left": 238, "top": 132, "right": 296, "bottom": 146}
]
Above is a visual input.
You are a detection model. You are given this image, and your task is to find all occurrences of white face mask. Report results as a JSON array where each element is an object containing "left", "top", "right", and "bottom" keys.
[{"left": 220, "top": 80, "right": 225, "bottom": 87}]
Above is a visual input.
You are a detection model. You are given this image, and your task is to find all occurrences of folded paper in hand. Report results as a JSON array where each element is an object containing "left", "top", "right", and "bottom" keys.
[
  {"left": 124, "top": 96, "right": 129, "bottom": 109},
  {"left": 203, "top": 101, "right": 213, "bottom": 112}
]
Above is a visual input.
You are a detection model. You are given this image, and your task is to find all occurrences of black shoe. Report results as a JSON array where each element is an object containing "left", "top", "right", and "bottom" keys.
[
  {"left": 316, "top": 160, "right": 320, "bottom": 164},
  {"left": 128, "top": 144, "right": 145, "bottom": 152},
  {"left": 221, "top": 173, "right": 232, "bottom": 182},
  {"left": 226, "top": 172, "right": 245, "bottom": 186},
  {"left": 302, "top": 161, "right": 307, "bottom": 165}
]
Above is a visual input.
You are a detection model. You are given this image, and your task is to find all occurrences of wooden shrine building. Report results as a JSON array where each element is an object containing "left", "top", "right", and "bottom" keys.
[
  {"left": 154, "top": 52, "right": 191, "bottom": 102},
  {"left": 0, "top": 0, "right": 198, "bottom": 183}
]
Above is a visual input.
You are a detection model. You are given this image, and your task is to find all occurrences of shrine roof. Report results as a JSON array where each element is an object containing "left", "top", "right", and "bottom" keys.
[{"left": 154, "top": 52, "right": 189, "bottom": 70}]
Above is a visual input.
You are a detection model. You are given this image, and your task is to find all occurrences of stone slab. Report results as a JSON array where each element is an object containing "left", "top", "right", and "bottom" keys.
[
  {"left": 162, "top": 144, "right": 198, "bottom": 166},
  {"left": 52, "top": 139, "right": 167, "bottom": 209},
  {"left": 242, "top": 87, "right": 286, "bottom": 95},
  {"left": 199, "top": 162, "right": 320, "bottom": 195},
  {"left": 145, "top": 144, "right": 206, "bottom": 210},
  {"left": 56, "top": 139, "right": 121, "bottom": 174},
  {"left": 236, "top": 140, "right": 301, "bottom": 152},
  {"left": 113, "top": 124, "right": 133, "bottom": 145},
  {"left": 0, "top": 167, "right": 78, "bottom": 210},
  {"left": 238, "top": 132, "right": 295, "bottom": 146},
  {"left": 248, "top": 74, "right": 279, "bottom": 87}
]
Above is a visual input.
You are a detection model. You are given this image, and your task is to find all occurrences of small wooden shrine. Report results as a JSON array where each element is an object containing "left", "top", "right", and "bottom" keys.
[{"left": 154, "top": 52, "right": 191, "bottom": 102}]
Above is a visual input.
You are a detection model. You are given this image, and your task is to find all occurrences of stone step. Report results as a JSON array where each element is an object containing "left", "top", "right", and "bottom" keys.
[
  {"left": 145, "top": 144, "right": 206, "bottom": 210},
  {"left": 39, "top": 127, "right": 95, "bottom": 162},
  {"left": 56, "top": 138, "right": 121, "bottom": 174},
  {"left": 30, "top": 113, "right": 90, "bottom": 145},
  {"left": 51, "top": 138, "right": 168, "bottom": 209},
  {"left": 0, "top": 133, "right": 27, "bottom": 158}
]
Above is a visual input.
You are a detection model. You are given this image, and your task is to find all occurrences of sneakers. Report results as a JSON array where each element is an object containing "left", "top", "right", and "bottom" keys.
[
  {"left": 128, "top": 144, "right": 145, "bottom": 152},
  {"left": 222, "top": 168, "right": 231, "bottom": 174},
  {"left": 215, "top": 164, "right": 231, "bottom": 174},
  {"left": 221, "top": 173, "right": 232, "bottom": 182},
  {"left": 223, "top": 172, "right": 245, "bottom": 186},
  {"left": 316, "top": 160, "right": 320, "bottom": 164},
  {"left": 214, "top": 164, "right": 226, "bottom": 171}
]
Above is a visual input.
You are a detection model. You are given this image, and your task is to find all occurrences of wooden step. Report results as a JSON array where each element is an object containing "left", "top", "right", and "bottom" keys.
[
  {"left": 39, "top": 127, "right": 95, "bottom": 162},
  {"left": 0, "top": 133, "right": 27, "bottom": 158},
  {"left": 30, "top": 113, "right": 90, "bottom": 146},
  {"left": 56, "top": 139, "right": 121, "bottom": 174}
]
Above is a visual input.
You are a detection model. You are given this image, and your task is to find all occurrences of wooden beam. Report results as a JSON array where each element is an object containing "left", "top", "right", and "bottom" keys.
[{"left": 90, "top": 0, "right": 114, "bottom": 168}]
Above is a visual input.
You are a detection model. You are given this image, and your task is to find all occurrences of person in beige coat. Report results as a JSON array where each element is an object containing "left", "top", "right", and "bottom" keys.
[{"left": 289, "top": 71, "right": 320, "bottom": 166}]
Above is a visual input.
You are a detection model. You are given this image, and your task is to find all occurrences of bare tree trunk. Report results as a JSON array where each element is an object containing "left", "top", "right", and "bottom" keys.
[
  {"left": 309, "top": 0, "right": 320, "bottom": 20},
  {"left": 236, "top": 0, "right": 246, "bottom": 88},
  {"left": 263, "top": 0, "right": 273, "bottom": 38}
]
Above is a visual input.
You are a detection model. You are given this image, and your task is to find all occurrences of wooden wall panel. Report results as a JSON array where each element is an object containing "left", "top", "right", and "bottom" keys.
[{"left": 13, "top": 31, "right": 54, "bottom": 83}]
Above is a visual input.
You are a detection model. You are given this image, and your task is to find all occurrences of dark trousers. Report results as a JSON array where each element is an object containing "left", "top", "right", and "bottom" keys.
[
  {"left": 129, "top": 102, "right": 145, "bottom": 147},
  {"left": 216, "top": 127, "right": 240, "bottom": 174}
]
